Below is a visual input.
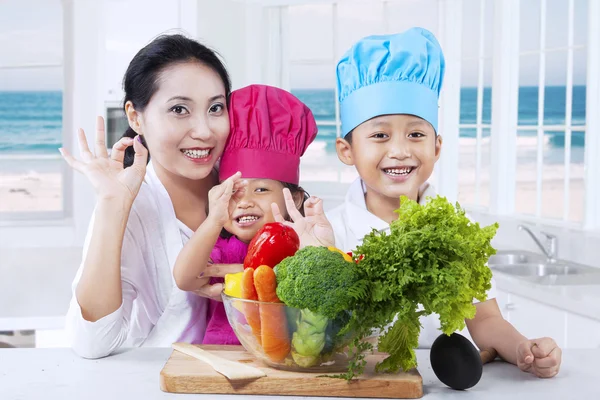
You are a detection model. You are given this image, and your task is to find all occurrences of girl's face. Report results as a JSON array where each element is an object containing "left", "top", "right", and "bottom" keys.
[
  {"left": 127, "top": 62, "right": 230, "bottom": 182},
  {"left": 224, "top": 179, "right": 298, "bottom": 243}
]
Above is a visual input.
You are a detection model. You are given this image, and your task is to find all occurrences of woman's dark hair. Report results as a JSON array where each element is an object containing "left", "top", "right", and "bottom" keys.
[
  {"left": 120, "top": 34, "right": 231, "bottom": 167},
  {"left": 219, "top": 183, "right": 309, "bottom": 239}
]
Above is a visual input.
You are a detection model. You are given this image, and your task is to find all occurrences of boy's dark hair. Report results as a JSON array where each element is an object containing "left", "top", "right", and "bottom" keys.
[
  {"left": 219, "top": 182, "right": 309, "bottom": 239},
  {"left": 344, "top": 131, "right": 354, "bottom": 144},
  {"left": 120, "top": 34, "right": 231, "bottom": 168}
]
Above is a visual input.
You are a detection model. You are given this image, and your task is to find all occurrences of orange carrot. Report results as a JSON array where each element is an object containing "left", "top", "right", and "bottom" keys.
[
  {"left": 241, "top": 268, "right": 261, "bottom": 345},
  {"left": 241, "top": 268, "right": 259, "bottom": 300},
  {"left": 254, "top": 265, "right": 290, "bottom": 362}
]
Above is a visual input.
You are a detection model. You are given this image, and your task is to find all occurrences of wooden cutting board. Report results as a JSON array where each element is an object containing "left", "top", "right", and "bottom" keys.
[{"left": 160, "top": 345, "right": 423, "bottom": 398}]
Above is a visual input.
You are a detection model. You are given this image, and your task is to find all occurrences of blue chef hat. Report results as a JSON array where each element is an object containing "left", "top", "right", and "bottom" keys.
[{"left": 336, "top": 27, "right": 445, "bottom": 137}]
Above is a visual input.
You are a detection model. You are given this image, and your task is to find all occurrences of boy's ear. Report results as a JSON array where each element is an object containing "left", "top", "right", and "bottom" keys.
[
  {"left": 335, "top": 137, "right": 354, "bottom": 166},
  {"left": 434, "top": 135, "right": 443, "bottom": 162},
  {"left": 125, "top": 100, "right": 142, "bottom": 135}
]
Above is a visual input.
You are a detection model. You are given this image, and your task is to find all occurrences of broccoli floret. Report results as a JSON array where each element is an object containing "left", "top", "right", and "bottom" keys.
[{"left": 274, "top": 246, "right": 363, "bottom": 319}]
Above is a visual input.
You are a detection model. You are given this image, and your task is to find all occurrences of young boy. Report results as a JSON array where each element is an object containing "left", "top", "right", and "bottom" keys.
[{"left": 326, "top": 27, "right": 561, "bottom": 378}]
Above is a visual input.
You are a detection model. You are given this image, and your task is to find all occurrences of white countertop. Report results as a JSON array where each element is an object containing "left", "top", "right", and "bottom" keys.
[{"left": 0, "top": 348, "right": 597, "bottom": 400}]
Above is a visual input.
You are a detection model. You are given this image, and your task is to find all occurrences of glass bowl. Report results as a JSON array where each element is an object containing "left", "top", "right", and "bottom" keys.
[{"left": 221, "top": 292, "right": 356, "bottom": 372}]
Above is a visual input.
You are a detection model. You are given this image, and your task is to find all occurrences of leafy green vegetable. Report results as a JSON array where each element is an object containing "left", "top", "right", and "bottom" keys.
[{"left": 346, "top": 195, "right": 498, "bottom": 375}]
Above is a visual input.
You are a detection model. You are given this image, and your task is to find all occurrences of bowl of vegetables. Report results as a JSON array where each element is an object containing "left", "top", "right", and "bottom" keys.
[
  {"left": 222, "top": 292, "right": 355, "bottom": 372},
  {"left": 222, "top": 195, "right": 500, "bottom": 379}
]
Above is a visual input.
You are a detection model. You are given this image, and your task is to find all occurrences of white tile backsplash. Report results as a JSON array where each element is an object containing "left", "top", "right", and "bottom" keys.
[{"left": 467, "top": 210, "right": 600, "bottom": 268}]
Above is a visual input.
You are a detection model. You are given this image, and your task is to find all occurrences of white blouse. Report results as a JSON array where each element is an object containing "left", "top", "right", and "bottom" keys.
[{"left": 65, "top": 162, "right": 208, "bottom": 358}]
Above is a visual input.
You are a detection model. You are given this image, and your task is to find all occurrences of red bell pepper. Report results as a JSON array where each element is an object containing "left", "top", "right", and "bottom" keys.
[
  {"left": 346, "top": 251, "right": 364, "bottom": 264},
  {"left": 243, "top": 222, "right": 300, "bottom": 270}
]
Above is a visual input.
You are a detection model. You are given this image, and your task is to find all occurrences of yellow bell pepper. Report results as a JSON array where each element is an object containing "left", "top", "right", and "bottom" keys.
[
  {"left": 327, "top": 246, "right": 353, "bottom": 263},
  {"left": 224, "top": 272, "right": 244, "bottom": 298}
]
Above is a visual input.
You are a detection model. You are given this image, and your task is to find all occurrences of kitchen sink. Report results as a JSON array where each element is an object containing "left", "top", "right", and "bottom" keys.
[
  {"left": 488, "top": 250, "right": 600, "bottom": 285},
  {"left": 488, "top": 250, "right": 546, "bottom": 266}
]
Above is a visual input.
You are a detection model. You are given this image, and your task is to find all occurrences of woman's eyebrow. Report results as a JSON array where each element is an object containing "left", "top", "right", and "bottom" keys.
[
  {"left": 166, "top": 94, "right": 225, "bottom": 103},
  {"left": 208, "top": 94, "right": 226, "bottom": 102},
  {"left": 167, "top": 95, "right": 193, "bottom": 103}
]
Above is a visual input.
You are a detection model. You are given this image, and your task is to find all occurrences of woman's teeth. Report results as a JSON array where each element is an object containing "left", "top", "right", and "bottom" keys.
[
  {"left": 182, "top": 149, "right": 210, "bottom": 159},
  {"left": 384, "top": 167, "right": 414, "bottom": 176},
  {"left": 237, "top": 215, "right": 259, "bottom": 223}
]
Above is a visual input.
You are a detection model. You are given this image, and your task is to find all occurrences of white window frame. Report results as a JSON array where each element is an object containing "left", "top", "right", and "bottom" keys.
[
  {"left": 583, "top": 0, "right": 600, "bottom": 231},
  {"left": 284, "top": 2, "right": 342, "bottom": 178},
  {"left": 514, "top": 0, "right": 584, "bottom": 223},
  {"left": 454, "top": 0, "right": 492, "bottom": 210},
  {"left": 0, "top": 3, "right": 67, "bottom": 223},
  {"left": 459, "top": 0, "right": 600, "bottom": 231}
]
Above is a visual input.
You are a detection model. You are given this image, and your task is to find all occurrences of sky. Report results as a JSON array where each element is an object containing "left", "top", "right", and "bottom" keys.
[{"left": 0, "top": 0, "right": 589, "bottom": 91}]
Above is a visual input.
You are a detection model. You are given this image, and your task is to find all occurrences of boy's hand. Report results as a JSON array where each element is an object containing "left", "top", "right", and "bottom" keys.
[
  {"left": 207, "top": 172, "right": 247, "bottom": 226},
  {"left": 516, "top": 337, "right": 561, "bottom": 378},
  {"left": 271, "top": 188, "right": 335, "bottom": 248}
]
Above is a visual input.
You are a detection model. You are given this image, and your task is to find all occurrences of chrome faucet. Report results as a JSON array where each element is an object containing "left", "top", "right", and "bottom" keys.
[{"left": 517, "top": 225, "right": 558, "bottom": 263}]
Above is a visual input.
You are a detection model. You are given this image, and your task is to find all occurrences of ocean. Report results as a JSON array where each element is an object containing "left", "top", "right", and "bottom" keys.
[{"left": 0, "top": 87, "right": 586, "bottom": 165}]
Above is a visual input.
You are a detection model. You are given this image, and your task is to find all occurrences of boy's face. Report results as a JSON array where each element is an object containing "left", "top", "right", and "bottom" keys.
[{"left": 335, "top": 114, "right": 442, "bottom": 203}]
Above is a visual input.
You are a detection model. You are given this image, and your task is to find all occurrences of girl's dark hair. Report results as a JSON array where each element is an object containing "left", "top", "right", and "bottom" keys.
[
  {"left": 120, "top": 34, "right": 231, "bottom": 167},
  {"left": 219, "top": 183, "right": 309, "bottom": 239}
]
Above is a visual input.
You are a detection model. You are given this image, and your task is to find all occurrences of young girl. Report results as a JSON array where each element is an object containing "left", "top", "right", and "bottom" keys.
[{"left": 173, "top": 84, "right": 327, "bottom": 344}]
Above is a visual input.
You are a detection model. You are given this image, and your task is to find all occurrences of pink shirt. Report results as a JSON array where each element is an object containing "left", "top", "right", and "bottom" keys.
[{"left": 202, "top": 235, "right": 249, "bottom": 345}]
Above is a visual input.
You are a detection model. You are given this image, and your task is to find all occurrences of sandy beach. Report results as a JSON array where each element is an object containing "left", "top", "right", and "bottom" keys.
[
  {"left": 0, "top": 171, "right": 62, "bottom": 213},
  {"left": 0, "top": 138, "right": 585, "bottom": 222}
]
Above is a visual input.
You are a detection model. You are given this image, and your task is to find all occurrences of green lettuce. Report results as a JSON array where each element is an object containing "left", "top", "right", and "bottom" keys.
[{"left": 341, "top": 195, "right": 498, "bottom": 378}]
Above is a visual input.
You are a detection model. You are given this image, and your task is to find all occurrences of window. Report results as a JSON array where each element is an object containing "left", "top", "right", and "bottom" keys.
[
  {"left": 0, "top": 0, "right": 64, "bottom": 219},
  {"left": 456, "top": 0, "right": 591, "bottom": 227},
  {"left": 287, "top": 3, "right": 357, "bottom": 191},
  {"left": 458, "top": 0, "right": 495, "bottom": 210},
  {"left": 514, "top": 0, "right": 587, "bottom": 223}
]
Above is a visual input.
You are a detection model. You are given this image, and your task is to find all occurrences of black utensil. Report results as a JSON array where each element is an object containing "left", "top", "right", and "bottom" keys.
[{"left": 430, "top": 332, "right": 497, "bottom": 390}]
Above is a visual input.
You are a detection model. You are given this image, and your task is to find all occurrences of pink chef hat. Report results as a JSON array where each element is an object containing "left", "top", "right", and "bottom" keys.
[{"left": 218, "top": 84, "right": 318, "bottom": 185}]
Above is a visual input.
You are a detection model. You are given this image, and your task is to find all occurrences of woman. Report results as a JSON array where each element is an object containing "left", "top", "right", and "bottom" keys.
[
  {"left": 61, "top": 34, "right": 332, "bottom": 359},
  {"left": 61, "top": 34, "right": 235, "bottom": 359}
]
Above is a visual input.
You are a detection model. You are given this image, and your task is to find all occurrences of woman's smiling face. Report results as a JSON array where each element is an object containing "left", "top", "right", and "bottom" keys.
[{"left": 133, "top": 62, "right": 230, "bottom": 181}]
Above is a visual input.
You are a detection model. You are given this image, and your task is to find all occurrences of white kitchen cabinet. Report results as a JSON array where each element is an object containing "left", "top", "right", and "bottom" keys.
[
  {"left": 494, "top": 289, "right": 510, "bottom": 319},
  {"left": 566, "top": 313, "right": 600, "bottom": 349},
  {"left": 498, "top": 292, "right": 567, "bottom": 348},
  {"left": 496, "top": 288, "right": 600, "bottom": 349}
]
